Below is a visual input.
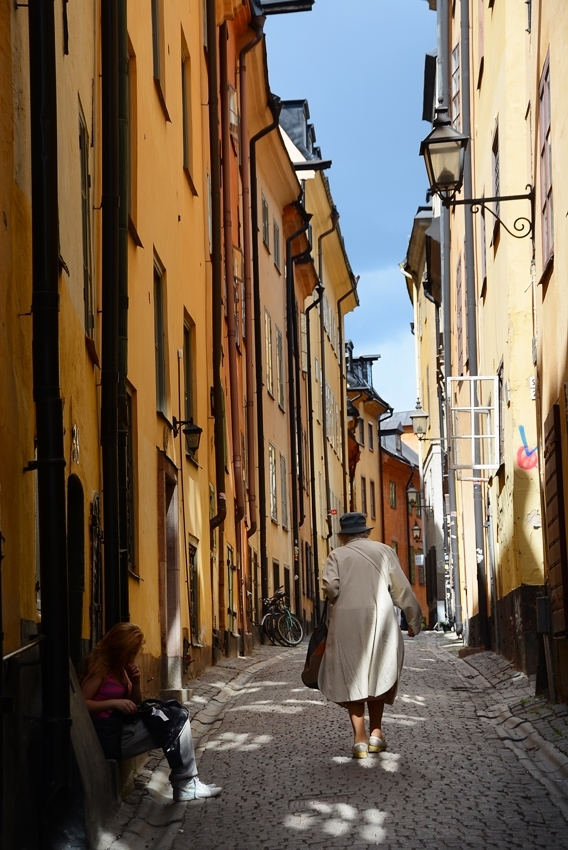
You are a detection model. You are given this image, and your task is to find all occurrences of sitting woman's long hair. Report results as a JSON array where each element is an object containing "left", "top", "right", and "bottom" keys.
[{"left": 79, "top": 622, "right": 144, "bottom": 684}]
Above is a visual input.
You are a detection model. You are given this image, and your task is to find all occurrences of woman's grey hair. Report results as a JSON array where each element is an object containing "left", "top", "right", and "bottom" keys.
[{"left": 340, "top": 530, "right": 371, "bottom": 543}]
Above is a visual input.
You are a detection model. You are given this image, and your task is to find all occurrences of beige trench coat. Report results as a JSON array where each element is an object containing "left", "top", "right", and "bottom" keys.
[{"left": 318, "top": 538, "right": 423, "bottom": 704}]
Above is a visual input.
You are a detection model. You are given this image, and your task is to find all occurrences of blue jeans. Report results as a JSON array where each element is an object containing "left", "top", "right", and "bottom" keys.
[{"left": 120, "top": 716, "right": 197, "bottom": 788}]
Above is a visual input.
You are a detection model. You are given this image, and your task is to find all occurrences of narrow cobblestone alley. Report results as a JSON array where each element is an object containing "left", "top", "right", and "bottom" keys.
[{"left": 101, "top": 635, "right": 568, "bottom": 850}]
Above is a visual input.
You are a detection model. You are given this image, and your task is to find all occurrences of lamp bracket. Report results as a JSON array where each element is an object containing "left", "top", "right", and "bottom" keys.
[{"left": 442, "top": 185, "right": 534, "bottom": 241}]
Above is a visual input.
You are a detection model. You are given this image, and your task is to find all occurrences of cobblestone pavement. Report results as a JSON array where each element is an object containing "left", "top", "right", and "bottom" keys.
[{"left": 98, "top": 634, "right": 568, "bottom": 850}]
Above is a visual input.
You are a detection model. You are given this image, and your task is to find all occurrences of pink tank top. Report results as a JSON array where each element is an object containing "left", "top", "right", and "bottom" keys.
[{"left": 92, "top": 673, "right": 131, "bottom": 718}]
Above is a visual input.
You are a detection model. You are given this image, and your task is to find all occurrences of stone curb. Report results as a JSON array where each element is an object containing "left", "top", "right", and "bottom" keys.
[
  {"left": 95, "top": 647, "right": 293, "bottom": 850},
  {"left": 429, "top": 633, "right": 568, "bottom": 815}
]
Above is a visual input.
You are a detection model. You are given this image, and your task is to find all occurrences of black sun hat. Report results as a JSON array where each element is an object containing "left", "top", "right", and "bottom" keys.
[{"left": 338, "top": 512, "right": 374, "bottom": 535}]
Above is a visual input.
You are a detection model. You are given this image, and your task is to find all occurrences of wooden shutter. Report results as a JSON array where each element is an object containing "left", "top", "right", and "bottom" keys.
[{"left": 543, "top": 404, "right": 568, "bottom": 637}]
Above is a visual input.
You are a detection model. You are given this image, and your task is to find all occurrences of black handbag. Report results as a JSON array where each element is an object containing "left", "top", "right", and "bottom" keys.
[{"left": 301, "top": 600, "right": 328, "bottom": 689}]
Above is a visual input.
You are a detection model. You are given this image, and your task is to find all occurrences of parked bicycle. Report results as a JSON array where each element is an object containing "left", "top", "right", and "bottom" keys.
[{"left": 260, "top": 588, "right": 304, "bottom": 647}]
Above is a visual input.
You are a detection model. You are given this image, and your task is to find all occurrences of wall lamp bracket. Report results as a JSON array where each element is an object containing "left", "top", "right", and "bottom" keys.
[{"left": 443, "top": 185, "right": 535, "bottom": 241}]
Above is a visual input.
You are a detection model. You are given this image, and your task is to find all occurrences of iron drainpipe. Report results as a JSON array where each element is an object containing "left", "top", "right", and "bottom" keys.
[
  {"left": 287, "top": 217, "right": 312, "bottom": 616},
  {"left": 250, "top": 97, "right": 282, "bottom": 600},
  {"left": 318, "top": 209, "right": 339, "bottom": 544},
  {"left": 461, "top": 0, "right": 489, "bottom": 647},
  {"left": 101, "top": 0, "right": 121, "bottom": 629},
  {"left": 220, "top": 23, "right": 245, "bottom": 524},
  {"left": 337, "top": 274, "right": 358, "bottom": 512},
  {"left": 436, "top": 0, "right": 462, "bottom": 635},
  {"left": 208, "top": 0, "right": 227, "bottom": 533},
  {"left": 117, "top": 0, "right": 130, "bottom": 621},
  {"left": 377, "top": 408, "right": 392, "bottom": 542},
  {"left": 239, "top": 17, "right": 265, "bottom": 540},
  {"left": 306, "top": 284, "right": 324, "bottom": 622},
  {"left": 28, "top": 0, "right": 71, "bottom": 825},
  {"left": 405, "top": 466, "right": 416, "bottom": 580}
]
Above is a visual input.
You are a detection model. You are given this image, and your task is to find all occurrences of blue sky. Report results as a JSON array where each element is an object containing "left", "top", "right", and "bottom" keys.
[{"left": 264, "top": 0, "right": 435, "bottom": 411}]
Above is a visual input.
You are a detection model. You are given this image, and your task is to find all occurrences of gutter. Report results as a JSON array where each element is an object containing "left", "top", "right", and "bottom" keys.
[
  {"left": 28, "top": 0, "right": 71, "bottom": 826},
  {"left": 101, "top": 0, "right": 121, "bottom": 628},
  {"left": 117, "top": 0, "right": 130, "bottom": 621},
  {"left": 318, "top": 208, "right": 339, "bottom": 542},
  {"left": 239, "top": 16, "right": 265, "bottom": 540},
  {"left": 337, "top": 273, "right": 358, "bottom": 512},
  {"left": 220, "top": 22, "right": 245, "bottom": 524},
  {"left": 306, "top": 283, "right": 324, "bottom": 620},
  {"left": 208, "top": 0, "right": 227, "bottom": 533},
  {"left": 250, "top": 96, "right": 282, "bottom": 600},
  {"left": 286, "top": 210, "right": 311, "bottom": 615}
]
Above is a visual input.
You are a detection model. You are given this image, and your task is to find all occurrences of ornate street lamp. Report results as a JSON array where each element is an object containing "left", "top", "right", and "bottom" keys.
[
  {"left": 172, "top": 417, "right": 203, "bottom": 451},
  {"left": 419, "top": 108, "right": 468, "bottom": 204},
  {"left": 420, "top": 107, "right": 534, "bottom": 240},
  {"left": 412, "top": 522, "right": 421, "bottom": 542},
  {"left": 409, "top": 399, "right": 429, "bottom": 439}
]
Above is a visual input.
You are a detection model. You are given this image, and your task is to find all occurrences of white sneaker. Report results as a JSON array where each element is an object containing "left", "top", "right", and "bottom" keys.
[{"left": 173, "top": 777, "right": 222, "bottom": 802}]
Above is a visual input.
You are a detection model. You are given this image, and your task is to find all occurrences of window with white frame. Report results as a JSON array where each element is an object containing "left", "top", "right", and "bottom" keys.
[
  {"left": 276, "top": 327, "right": 284, "bottom": 410},
  {"left": 269, "top": 443, "right": 278, "bottom": 523},
  {"left": 273, "top": 219, "right": 281, "bottom": 270},
  {"left": 265, "top": 309, "right": 274, "bottom": 396},
  {"left": 261, "top": 193, "right": 270, "bottom": 249}
]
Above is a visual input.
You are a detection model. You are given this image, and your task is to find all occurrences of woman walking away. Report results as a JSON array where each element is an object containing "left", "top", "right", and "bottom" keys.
[
  {"left": 318, "top": 512, "right": 423, "bottom": 759},
  {"left": 80, "top": 622, "right": 221, "bottom": 801}
]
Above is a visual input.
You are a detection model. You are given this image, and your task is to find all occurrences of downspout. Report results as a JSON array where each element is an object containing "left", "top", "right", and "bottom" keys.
[
  {"left": 250, "top": 97, "right": 282, "bottom": 600},
  {"left": 286, "top": 216, "right": 311, "bottom": 615},
  {"left": 378, "top": 407, "right": 392, "bottom": 542},
  {"left": 292, "top": 248, "right": 311, "bottom": 532},
  {"left": 306, "top": 284, "right": 324, "bottom": 621},
  {"left": 405, "top": 465, "right": 416, "bottom": 581},
  {"left": 437, "top": 0, "right": 462, "bottom": 634},
  {"left": 207, "top": 0, "right": 227, "bottom": 533},
  {"left": 101, "top": 0, "right": 121, "bottom": 629},
  {"left": 239, "top": 17, "right": 265, "bottom": 540},
  {"left": 461, "top": 0, "right": 490, "bottom": 647},
  {"left": 117, "top": 0, "right": 130, "bottom": 621},
  {"left": 220, "top": 22, "right": 245, "bottom": 524},
  {"left": 337, "top": 273, "right": 358, "bottom": 513},
  {"left": 28, "top": 0, "right": 71, "bottom": 823},
  {"left": 318, "top": 209, "right": 339, "bottom": 544}
]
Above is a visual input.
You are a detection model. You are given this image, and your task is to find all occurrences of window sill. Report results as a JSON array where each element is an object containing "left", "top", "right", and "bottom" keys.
[
  {"left": 85, "top": 334, "right": 100, "bottom": 368},
  {"left": 185, "top": 452, "right": 200, "bottom": 468},
  {"left": 154, "top": 77, "right": 171, "bottom": 122},
  {"left": 271, "top": 517, "right": 279, "bottom": 526},
  {"left": 128, "top": 216, "right": 144, "bottom": 248},
  {"left": 539, "top": 253, "right": 554, "bottom": 291},
  {"left": 184, "top": 167, "right": 198, "bottom": 197}
]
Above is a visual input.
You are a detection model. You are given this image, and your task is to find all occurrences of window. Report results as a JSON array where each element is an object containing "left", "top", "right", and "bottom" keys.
[
  {"left": 492, "top": 125, "right": 500, "bottom": 231},
  {"left": 126, "top": 388, "right": 137, "bottom": 572},
  {"left": 280, "top": 454, "right": 288, "bottom": 529},
  {"left": 361, "top": 476, "right": 367, "bottom": 516},
  {"left": 300, "top": 312, "right": 308, "bottom": 373},
  {"left": 389, "top": 481, "right": 396, "bottom": 509},
  {"left": 261, "top": 193, "right": 270, "bottom": 249},
  {"left": 539, "top": 56, "right": 553, "bottom": 265},
  {"left": 368, "top": 421, "right": 374, "bottom": 451},
  {"left": 391, "top": 541, "right": 398, "bottom": 555},
  {"left": 409, "top": 547, "right": 415, "bottom": 585},
  {"left": 181, "top": 44, "right": 194, "bottom": 181},
  {"left": 183, "top": 321, "right": 196, "bottom": 455},
  {"left": 477, "top": 0, "right": 485, "bottom": 86},
  {"left": 358, "top": 417, "right": 365, "bottom": 446},
  {"left": 276, "top": 327, "right": 284, "bottom": 410},
  {"left": 153, "top": 262, "right": 167, "bottom": 414},
  {"left": 273, "top": 220, "right": 281, "bottom": 270},
  {"left": 370, "top": 480, "right": 376, "bottom": 520},
  {"left": 451, "top": 43, "right": 461, "bottom": 130},
  {"left": 272, "top": 560, "right": 280, "bottom": 596},
  {"left": 417, "top": 550, "right": 426, "bottom": 585},
  {"left": 269, "top": 443, "right": 278, "bottom": 523},
  {"left": 456, "top": 255, "right": 464, "bottom": 375},
  {"left": 79, "top": 111, "right": 94, "bottom": 337},
  {"left": 189, "top": 542, "right": 199, "bottom": 643},
  {"left": 151, "top": 0, "right": 168, "bottom": 114},
  {"left": 227, "top": 545, "right": 236, "bottom": 633},
  {"left": 265, "top": 309, "right": 274, "bottom": 396}
]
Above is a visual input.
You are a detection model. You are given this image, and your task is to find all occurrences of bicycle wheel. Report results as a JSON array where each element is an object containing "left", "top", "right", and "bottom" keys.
[
  {"left": 261, "top": 612, "right": 287, "bottom": 645},
  {"left": 276, "top": 612, "right": 304, "bottom": 646}
]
